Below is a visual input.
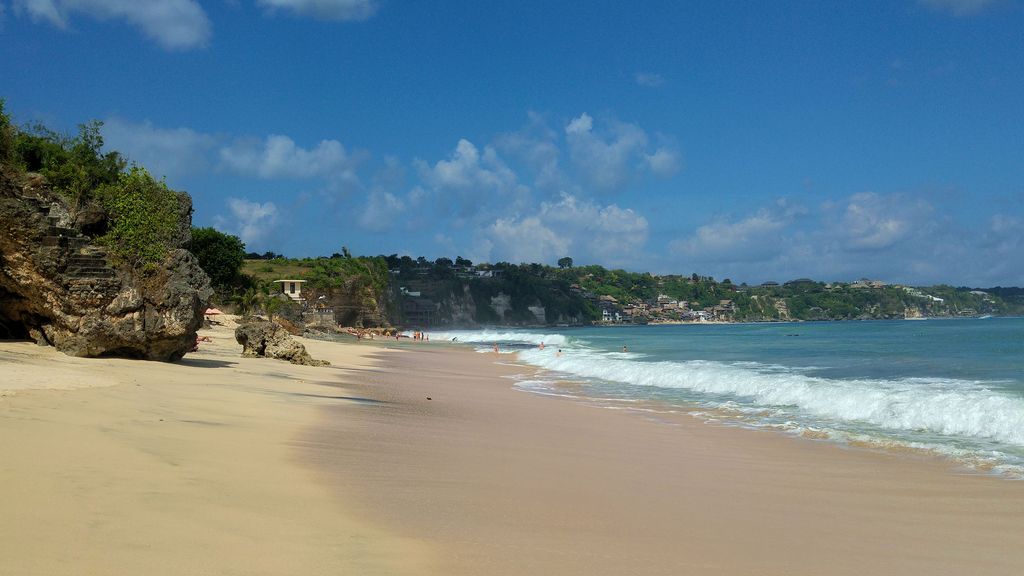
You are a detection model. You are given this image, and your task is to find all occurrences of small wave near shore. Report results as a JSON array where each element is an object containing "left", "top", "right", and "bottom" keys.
[{"left": 440, "top": 326, "right": 1024, "bottom": 477}]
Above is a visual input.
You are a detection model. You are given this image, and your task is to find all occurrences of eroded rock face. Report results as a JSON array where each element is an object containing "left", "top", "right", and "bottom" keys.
[
  {"left": 234, "top": 319, "right": 329, "bottom": 366},
  {"left": 0, "top": 170, "right": 212, "bottom": 361}
]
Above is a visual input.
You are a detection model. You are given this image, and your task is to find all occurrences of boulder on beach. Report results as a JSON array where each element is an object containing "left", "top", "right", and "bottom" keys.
[{"left": 234, "top": 319, "right": 330, "bottom": 366}]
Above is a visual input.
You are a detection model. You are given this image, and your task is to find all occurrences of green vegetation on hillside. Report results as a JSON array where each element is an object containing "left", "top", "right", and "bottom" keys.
[
  {"left": 2, "top": 101, "right": 184, "bottom": 271},
  {"left": 235, "top": 250, "right": 1024, "bottom": 327}
]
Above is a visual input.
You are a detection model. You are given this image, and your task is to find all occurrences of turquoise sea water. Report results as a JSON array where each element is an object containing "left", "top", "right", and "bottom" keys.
[{"left": 425, "top": 318, "right": 1024, "bottom": 477}]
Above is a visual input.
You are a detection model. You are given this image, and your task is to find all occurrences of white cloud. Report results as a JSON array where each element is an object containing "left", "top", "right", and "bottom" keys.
[
  {"left": 918, "top": 0, "right": 999, "bottom": 16},
  {"left": 835, "top": 192, "right": 928, "bottom": 251},
  {"left": 494, "top": 112, "right": 564, "bottom": 192},
  {"left": 483, "top": 193, "right": 649, "bottom": 265},
  {"left": 670, "top": 201, "right": 802, "bottom": 263},
  {"left": 419, "top": 139, "right": 516, "bottom": 191},
  {"left": 488, "top": 216, "right": 569, "bottom": 264},
  {"left": 102, "top": 118, "right": 216, "bottom": 181},
  {"left": 219, "top": 134, "right": 362, "bottom": 183},
  {"left": 415, "top": 138, "right": 527, "bottom": 217},
  {"left": 663, "top": 192, "right": 1024, "bottom": 286},
  {"left": 564, "top": 112, "right": 679, "bottom": 192},
  {"left": 256, "top": 0, "right": 378, "bottom": 21},
  {"left": 634, "top": 72, "right": 665, "bottom": 88},
  {"left": 977, "top": 214, "right": 1024, "bottom": 285},
  {"left": 13, "top": 0, "right": 211, "bottom": 50},
  {"left": 217, "top": 198, "right": 279, "bottom": 246},
  {"left": 359, "top": 189, "right": 404, "bottom": 231},
  {"left": 645, "top": 147, "right": 681, "bottom": 177}
]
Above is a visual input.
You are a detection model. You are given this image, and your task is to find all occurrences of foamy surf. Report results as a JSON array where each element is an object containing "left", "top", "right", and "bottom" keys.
[
  {"left": 448, "top": 322, "right": 1024, "bottom": 477},
  {"left": 423, "top": 329, "right": 572, "bottom": 347}
]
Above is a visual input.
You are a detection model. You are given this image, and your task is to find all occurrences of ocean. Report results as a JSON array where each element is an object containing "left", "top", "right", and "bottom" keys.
[{"left": 424, "top": 318, "right": 1024, "bottom": 477}]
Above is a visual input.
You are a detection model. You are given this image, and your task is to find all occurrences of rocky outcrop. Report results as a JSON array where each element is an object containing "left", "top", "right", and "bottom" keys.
[
  {"left": 234, "top": 319, "right": 329, "bottom": 366},
  {"left": 0, "top": 170, "right": 212, "bottom": 361}
]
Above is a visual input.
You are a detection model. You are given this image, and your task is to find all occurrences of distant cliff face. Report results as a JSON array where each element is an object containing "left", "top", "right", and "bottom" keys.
[{"left": 0, "top": 170, "right": 212, "bottom": 361}]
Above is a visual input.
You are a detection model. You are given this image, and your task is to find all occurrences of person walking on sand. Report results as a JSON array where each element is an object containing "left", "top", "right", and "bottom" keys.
[{"left": 493, "top": 343, "right": 499, "bottom": 354}]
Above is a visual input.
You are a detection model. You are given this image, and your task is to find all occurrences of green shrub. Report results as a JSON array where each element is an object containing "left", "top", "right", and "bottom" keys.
[{"left": 97, "top": 167, "right": 181, "bottom": 270}]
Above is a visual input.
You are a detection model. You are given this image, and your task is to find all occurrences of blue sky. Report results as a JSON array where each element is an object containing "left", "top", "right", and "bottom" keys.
[{"left": 1, "top": 0, "right": 1022, "bottom": 286}]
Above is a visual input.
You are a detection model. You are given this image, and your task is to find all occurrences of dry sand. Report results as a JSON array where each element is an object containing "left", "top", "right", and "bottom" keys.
[
  {"left": 3, "top": 324, "right": 1024, "bottom": 575},
  {"left": 0, "top": 319, "right": 432, "bottom": 576}
]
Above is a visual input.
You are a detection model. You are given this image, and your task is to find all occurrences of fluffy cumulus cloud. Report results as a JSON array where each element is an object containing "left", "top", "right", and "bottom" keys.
[
  {"left": 386, "top": 113, "right": 677, "bottom": 262},
  {"left": 494, "top": 112, "right": 564, "bottom": 192},
  {"left": 415, "top": 138, "right": 527, "bottom": 217},
  {"left": 564, "top": 113, "right": 680, "bottom": 192},
  {"left": 219, "top": 134, "right": 362, "bottom": 185},
  {"left": 216, "top": 197, "right": 279, "bottom": 246},
  {"left": 645, "top": 147, "right": 682, "bottom": 177},
  {"left": 483, "top": 193, "right": 649, "bottom": 265},
  {"left": 359, "top": 189, "right": 405, "bottom": 231},
  {"left": 487, "top": 216, "right": 570, "bottom": 265},
  {"left": 667, "top": 191, "right": 1023, "bottom": 286},
  {"left": 671, "top": 200, "right": 805, "bottom": 263},
  {"left": 256, "top": 0, "right": 378, "bottom": 21},
  {"left": 833, "top": 192, "right": 929, "bottom": 251},
  {"left": 102, "top": 118, "right": 216, "bottom": 181},
  {"left": 917, "top": 0, "right": 1000, "bottom": 16},
  {"left": 13, "top": 0, "right": 211, "bottom": 50},
  {"left": 359, "top": 158, "right": 412, "bottom": 231},
  {"left": 418, "top": 139, "right": 515, "bottom": 192}
]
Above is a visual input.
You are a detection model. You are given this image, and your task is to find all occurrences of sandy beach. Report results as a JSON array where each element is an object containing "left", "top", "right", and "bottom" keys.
[
  {"left": 0, "top": 319, "right": 431, "bottom": 576},
  {"left": 4, "top": 321, "right": 1024, "bottom": 575}
]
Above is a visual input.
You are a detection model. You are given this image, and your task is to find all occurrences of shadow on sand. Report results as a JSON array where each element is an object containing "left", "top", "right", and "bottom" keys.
[
  {"left": 289, "top": 392, "right": 388, "bottom": 405},
  {"left": 177, "top": 358, "right": 238, "bottom": 369}
]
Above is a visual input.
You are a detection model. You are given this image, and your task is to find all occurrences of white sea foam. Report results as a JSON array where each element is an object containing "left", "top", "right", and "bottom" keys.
[
  {"left": 515, "top": 347, "right": 1024, "bottom": 447},
  {"left": 423, "top": 329, "right": 571, "bottom": 347}
]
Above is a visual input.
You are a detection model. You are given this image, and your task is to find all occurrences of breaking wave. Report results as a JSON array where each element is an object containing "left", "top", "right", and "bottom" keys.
[
  {"left": 516, "top": 347, "right": 1024, "bottom": 447},
  {"left": 419, "top": 329, "right": 571, "bottom": 347}
]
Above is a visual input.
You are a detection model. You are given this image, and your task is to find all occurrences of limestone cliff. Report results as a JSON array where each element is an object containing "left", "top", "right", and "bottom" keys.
[{"left": 0, "top": 170, "right": 212, "bottom": 361}]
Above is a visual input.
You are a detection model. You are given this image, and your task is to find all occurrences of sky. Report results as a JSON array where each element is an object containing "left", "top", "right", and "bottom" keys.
[{"left": 1, "top": 0, "right": 1022, "bottom": 286}]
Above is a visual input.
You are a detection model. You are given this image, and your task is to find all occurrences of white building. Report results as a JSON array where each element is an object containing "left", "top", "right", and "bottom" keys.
[{"left": 274, "top": 279, "right": 307, "bottom": 302}]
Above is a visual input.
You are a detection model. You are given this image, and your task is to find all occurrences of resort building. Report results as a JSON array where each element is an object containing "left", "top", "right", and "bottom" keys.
[{"left": 273, "top": 279, "right": 307, "bottom": 303}]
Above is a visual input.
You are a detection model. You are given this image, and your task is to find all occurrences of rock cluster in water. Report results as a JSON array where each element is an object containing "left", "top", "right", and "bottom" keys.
[{"left": 0, "top": 170, "right": 212, "bottom": 361}]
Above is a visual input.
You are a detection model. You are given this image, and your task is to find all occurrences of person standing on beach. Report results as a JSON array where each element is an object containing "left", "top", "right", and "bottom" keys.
[{"left": 493, "top": 343, "right": 499, "bottom": 354}]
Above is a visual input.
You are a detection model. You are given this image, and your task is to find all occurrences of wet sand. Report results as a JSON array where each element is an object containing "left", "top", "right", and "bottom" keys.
[{"left": 307, "top": 345, "right": 1024, "bottom": 575}]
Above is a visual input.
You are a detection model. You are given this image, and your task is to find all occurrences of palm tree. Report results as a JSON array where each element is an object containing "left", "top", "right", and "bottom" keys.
[{"left": 233, "top": 287, "right": 260, "bottom": 318}]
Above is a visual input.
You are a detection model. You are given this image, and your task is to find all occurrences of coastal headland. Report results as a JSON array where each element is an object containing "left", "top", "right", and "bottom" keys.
[{"left": 3, "top": 318, "right": 1024, "bottom": 575}]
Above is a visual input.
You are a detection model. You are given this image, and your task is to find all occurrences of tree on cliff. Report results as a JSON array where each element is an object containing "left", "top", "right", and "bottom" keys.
[
  {"left": 190, "top": 227, "right": 246, "bottom": 289},
  {"left": 558, "top": 256, "right": 574, "bottom": 269}
]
